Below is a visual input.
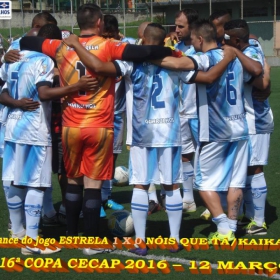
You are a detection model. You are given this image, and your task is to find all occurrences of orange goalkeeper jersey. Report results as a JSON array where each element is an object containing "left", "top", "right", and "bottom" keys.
[{"left": 42, "top": 36, "right": 127, "bottom": 128}]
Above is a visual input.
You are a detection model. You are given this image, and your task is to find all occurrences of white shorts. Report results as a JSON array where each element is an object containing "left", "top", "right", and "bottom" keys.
[
  {"left": 189, "top": 118, "right": 199, "bottom": 147},
  {"left": 194, "top": 140, "right": 248, "bottom": 191},
  {"left": 113, "top": 112, "right": 125, "bottom": 154},
  {"left": 2, "top": 142, "right": 52, "bottom": 188},
  {"left": 248, "top": 133, "right": 270, "bottom": 166},
  {"left": 180, "top": 117, "right": 195, "bottom": 155},
  {"left": 129, "top": 146, "right": 183, "bottom": 185}
]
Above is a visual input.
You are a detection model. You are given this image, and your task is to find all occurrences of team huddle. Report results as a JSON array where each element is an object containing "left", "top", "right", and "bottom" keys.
[{"left": 0, "top": 4, "right": 273, "bottom": 257}]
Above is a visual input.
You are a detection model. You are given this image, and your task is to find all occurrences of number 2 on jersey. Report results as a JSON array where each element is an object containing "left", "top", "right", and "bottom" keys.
[
  {"left": 151, "top": 74, "right": 165, "bottom": 109},
  {"left": 76, "top": 61, "right": 86, "bottom": 96},
  {"left": 226, "top": 72, "right": 237, "bottom": 105}
]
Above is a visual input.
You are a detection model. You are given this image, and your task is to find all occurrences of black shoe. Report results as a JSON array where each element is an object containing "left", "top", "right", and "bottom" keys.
[{"left": 148, "top": 200, "right": 160, "bottom": 215}]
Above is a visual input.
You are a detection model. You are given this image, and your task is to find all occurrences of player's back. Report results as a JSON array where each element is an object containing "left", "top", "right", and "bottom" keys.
[
  {"left": 125, "top": 62, "right": 192, "bottom": 147},
  {"left": 48, "top": 36, "right": 126, "bottom": 128},
  {"left": 195, "top": 48, "right": 248, "bottom": 142},
  {"left": 2, "top": 50, "right": 54, "bottom": 146}
]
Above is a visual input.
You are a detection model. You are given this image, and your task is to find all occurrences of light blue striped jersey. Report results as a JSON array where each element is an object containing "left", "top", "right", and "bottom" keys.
[
  {"left": 243, "top": 44, "right": 274, "bottom": 134},
  {"left": 192, "top": 48, "right": 249, "bottom": 142},
  {"left": 175, "top": 41, "right": 197, "bottom": 119},
  {"left": 116, "top": 60, "right": 195, "bottom": 147},
  {"left": 0, "top": 50, "right": 54, "bottom": 146}
]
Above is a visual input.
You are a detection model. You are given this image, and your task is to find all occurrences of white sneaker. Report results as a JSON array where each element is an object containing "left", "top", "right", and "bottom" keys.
[
  {"left": 21, "top": 246, "right": 61, "bottom": 255},
  {"left": 200, "top": 208, "right": 211, "bottom": 220},
  {"left": 83, "top": 247, "right": 115, "bottom": 255},
  {"left": 183, "top": 201, "right": 196, "bottom": 213}
]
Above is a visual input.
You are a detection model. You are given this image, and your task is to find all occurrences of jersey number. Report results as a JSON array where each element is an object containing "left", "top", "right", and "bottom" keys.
[
  {"left": 11, "top": 71, "right": 19, "bottom": 99},
  {"left": 226, "top": 72, "right": 237, "bottom": 105},
  {"left": 75, "top": 61, "right": 86, "bottom": 96},
  {"left": 151, "top": 74, "right": 165, "bottom": 109}
]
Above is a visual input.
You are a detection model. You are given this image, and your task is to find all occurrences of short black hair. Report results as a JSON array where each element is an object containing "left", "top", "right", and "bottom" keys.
[
  {"left": 37, "top": 24, "right": 62, "bottom": 40},
  {"left": 191, "top": 19, "right": 217, "bottom": 42},
  {"left": 175, "top": 8, "right": 199, "bottom": 25},
  {"left": 77, "top": 4, "right": 103, "bottom": 30},
  {"left": 103, "top": 14, "right": 119, "bottom": 39},
  {"left": 224, "top": 19, "right": 249, "bottom": 42},
  {"left": 31, "top": 12, "right": 57, "bottom": 27},
  {"left": 209, "top": 10, "right": 231, "bottom": 22}
]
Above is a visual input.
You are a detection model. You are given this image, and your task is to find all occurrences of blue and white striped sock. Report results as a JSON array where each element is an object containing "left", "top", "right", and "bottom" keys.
[
  {"left": 165, "top": 188, "right": 183, "bottom": 242},
  {"left": 131, "top": 188, "right": 148, "bottom": 242}
]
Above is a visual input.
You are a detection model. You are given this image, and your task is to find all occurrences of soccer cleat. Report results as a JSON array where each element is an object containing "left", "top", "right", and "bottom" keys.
[
  {"left": 105, "top": 199, "right": 124, "bottom": 211},
  {"left": 245, "top": 220, "right": 267, "bottom": 235},
  {"left": 58, "top": 205, "right": 67, "bottom": 225},
  {"left": 237, "top": 216, "right": 251, "bottom": 228},
  {"left": 200, "top": 208, "right": 211, "bottom": 220},
  {"left": 100, "top": 206, "right": 106, "bottom": 218},
  {"left": 160, "top": 194, "right": 166, "bottom": 211},
  {"left": 83, "top": 247, "right": 114, "bottom": 255},
  {"left": 128, "top": 246, "right": 148, "bottom": 256},
  {"left": 208, "top": 230, "right": 235, "bottom": 244},
  {"left": 183, "top": 201, "right": 196, "bottom": 213},
  {"left": 42, "top": 214, "right": 60, "bottom": 226},
  {"left": 21, "top": 246, "right": 61, "bottom": 255},
  {"left": 148, "top": 200, "right": 160, "bottom": 215},
  {"left": 169, "top": 244, "right": 184, "bottom": 253}
]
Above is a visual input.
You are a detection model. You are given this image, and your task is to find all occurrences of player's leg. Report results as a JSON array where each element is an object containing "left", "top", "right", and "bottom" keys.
[
  {"left": 62, "top": 126, "right": 84, "bottom": 236},
  {"left": 195, "top": 142, "right": 234, "bottom": 242},
  {"left": 244, "top": 134, "right": 270, "bottom": 235},
  {"left": 226, "top": 140, "right": 248, "bottom": 233},
  {"left": 129, "top": 146, "right": 156, "bottom": 256},
  {"left": 148, "top": 183, "right": 160, "bottom": 215},
  {"left": 181, "top": 118, "right": 196, "bottom": 212},
  {"left": 160, "top": 146, "right": 183, "bottom": 251},
  {"left": 101, "top": 112, "right": 125, "bottom": 214},
  {"left": 52, "top": 132, "right": 68, "bottom": 223},
  {"left": 3, "top": 142, "right": 26, "bottom": 237},
  {"left": 81, "top": 127, "right": 115, "bottom": 255}
]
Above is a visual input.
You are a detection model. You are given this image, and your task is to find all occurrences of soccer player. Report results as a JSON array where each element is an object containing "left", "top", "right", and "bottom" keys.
[
  {"left": 62, "top": 21, "right": 236, "bottom": 254},
  {"left": 173, "top": 8, "right": 199, "bottom": 213},
  {"left": 209, "top": 10, "right": 231, "bottom": 45},
  {"left": 155, "top": 19, "right": 269, "bottom": 243},
  {"left": 224, "top": 19, "right": 273, "bottom": 235},
  {"left": 100, "top": 14, "right": 126, "bottom": 217},
  {"left": 0, "top": 12, "right": 60, "bottom": 231},
  {"left": 0, "top": 24, "right": 96, "bottom": 255},
  {"left": 19, "top": 4, "right": 176, "bottom": 255}
]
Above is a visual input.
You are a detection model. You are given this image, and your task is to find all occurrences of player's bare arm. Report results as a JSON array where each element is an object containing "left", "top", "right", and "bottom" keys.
[
  {"left": 0, "top": 90, "right": 40, "bottom": 111},
  {"left": 151, "top": 56, "right": 195, "bottom": 71},
  {"left": 252, "top": 60, "right": 271, "bottom": 101},
  {"left": 63, "top": 34, "right": 118, "bottom": 76},
  {"left": 38, "top": 75, "right": 99, "bottom": 101},
  {"left": 194, "top": 47, "right": 236, "bottom": 84},
  {"left": 222, "top": 44, "right": 262, "bottom": 76},
  {"left": 4, "top": 49, "right": 21, "bottom": 63}
]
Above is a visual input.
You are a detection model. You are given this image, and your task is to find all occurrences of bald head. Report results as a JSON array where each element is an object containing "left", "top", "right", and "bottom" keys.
[
  {"left": 26, "top": 28, "right": 40, "bottom": 37},
  {"left": 137, "top": 21, "right": 151, "bottom": 39},
  {"left": 143, "top": 23, "right": 166, "bottom": 46}
]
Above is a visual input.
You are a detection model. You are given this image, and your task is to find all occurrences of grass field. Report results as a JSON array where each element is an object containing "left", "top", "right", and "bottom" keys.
[{"left": 0, "top": 68, "right": 279, "bottom": 280}]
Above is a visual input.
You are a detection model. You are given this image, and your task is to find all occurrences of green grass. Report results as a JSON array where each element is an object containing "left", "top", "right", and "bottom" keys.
[
  {"left": 0, "top": 68, "right": 280, "bottom": 279},
  {"left": 0, "top": 21, "right": 146, "bottom": 50}
]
